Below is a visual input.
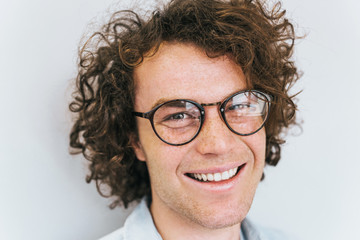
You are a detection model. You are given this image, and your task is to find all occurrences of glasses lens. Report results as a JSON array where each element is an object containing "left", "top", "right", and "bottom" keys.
[
  {"left": 224, "top": 91, "right": 269, "bottom": 135},
  {"left": 152, "top": 100, "right": 201, "bottom": 145}
]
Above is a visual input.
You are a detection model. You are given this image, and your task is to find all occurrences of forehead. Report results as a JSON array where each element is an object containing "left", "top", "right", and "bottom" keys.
[{"left": 133, "top": 43, "right": 247, "bottom": 111}]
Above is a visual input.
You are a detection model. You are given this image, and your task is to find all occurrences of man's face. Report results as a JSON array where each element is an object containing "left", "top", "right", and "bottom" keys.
[{"left": 133, "top": 43, "right": 266, "bottom": 229}]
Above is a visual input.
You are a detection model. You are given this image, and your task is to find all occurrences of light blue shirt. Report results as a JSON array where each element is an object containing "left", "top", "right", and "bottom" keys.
[{"left": 99, "top": 198, "right": 289, "bottom": 240}]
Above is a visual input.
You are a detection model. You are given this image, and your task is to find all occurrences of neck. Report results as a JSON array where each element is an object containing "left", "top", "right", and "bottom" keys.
[{"left": 150, "top": 200, "right": 241, "bottom": 240}]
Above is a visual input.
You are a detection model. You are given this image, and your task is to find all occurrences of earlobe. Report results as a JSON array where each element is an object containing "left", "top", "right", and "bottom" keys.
[{"left": 130, "top": 135, "right": 146, "bottom": 161}]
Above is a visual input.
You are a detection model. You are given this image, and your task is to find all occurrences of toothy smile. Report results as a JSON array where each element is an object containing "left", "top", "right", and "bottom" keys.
[{"left": 187, "top": 165, "right": 242, "bottom": 182}]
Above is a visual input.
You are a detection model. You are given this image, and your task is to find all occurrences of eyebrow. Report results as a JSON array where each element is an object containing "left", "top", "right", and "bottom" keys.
[
  {"left": 151, "top": 97, "right": 196, "bottom": 110},
  {"left": 151, "top": 98, "right": 173, "bottom": 109},
  {"left": 150, "top": 89, "right": 249, "bottom": 109}
]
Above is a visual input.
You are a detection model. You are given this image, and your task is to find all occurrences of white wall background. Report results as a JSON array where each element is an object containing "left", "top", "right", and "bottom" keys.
[{"left": 0, "top": 0, "right": 359, "bottom": 239}]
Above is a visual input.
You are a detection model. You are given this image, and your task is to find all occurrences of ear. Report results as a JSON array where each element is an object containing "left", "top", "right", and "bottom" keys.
[{"left": 130, "top": 134, "right": 146, "bottom": 162}]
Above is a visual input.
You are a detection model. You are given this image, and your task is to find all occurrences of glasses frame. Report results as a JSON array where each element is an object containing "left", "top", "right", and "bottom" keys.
[{"left": 133, "top": 90, "right": 272, "bottom": 146}]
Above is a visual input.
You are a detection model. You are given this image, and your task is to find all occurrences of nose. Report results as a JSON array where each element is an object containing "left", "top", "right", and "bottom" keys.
[{"left": 194, "top": 106, "right": 236, "bottom": 155}]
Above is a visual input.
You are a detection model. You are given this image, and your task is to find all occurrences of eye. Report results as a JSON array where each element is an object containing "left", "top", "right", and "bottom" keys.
[
  {"left": 153, "top": 101, "right": 201, "bottom": 129},
  {"left": 162, "top": 111, "right": 200, "bottom": 122},
  {"left": 227, "top": 103, "right": 257, "bottom": 111},
  {"left": 164, "top": 112, "right": 189, "bottom": 121},
  {"left": 157, "top": 111, "right": 200, "bottom": 129}
]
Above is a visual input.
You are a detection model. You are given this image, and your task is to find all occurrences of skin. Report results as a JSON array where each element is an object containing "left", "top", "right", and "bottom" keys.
[{"left": 132, "top": 42, "right": 266, "bottom": 240}]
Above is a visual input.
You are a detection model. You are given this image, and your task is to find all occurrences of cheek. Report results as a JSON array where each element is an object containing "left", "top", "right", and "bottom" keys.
[
  {"left": 136, "top": 119, "right": 188, "bottom": 166},
  {"left": 138, "top": 129, "right": 184, "bottom": 175},
  {"left": 143, "top": 144, "right": 188, "bottom": 195},
  {"left": 246, "top": 129, "right": 266, "bottom": 167},
  {"left": 133, "top": 120, "right": 159, "bottom": 161}
]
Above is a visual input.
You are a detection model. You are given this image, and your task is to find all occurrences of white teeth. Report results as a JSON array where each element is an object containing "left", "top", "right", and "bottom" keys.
[
  {"left": 191, "top": 167, "right": 239, "bottom": 182},
  {"left": 221, "top": 171, "right": 229, "bottom": 180},
  {"left": 195, "top": 173, "right": 201, "bottom": 180},
  {"left": 214, "top": 173, "right": 221, "bottom": 181},
  {"left": 201, "top": 174, "right": 207, "bottom": 181}
]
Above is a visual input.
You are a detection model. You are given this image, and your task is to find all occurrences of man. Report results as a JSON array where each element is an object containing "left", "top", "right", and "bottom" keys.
[{"left": 69, "top": 0, "right": 300, "bottom": 239}]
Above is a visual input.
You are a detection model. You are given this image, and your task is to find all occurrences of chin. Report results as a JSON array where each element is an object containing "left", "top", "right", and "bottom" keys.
[{"left": 184, "top": 200, "right": 251, "bottom": 230}]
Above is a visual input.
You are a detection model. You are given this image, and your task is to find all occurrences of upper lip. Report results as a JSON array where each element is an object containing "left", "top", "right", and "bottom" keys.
[{"left": 185, "top": 162, "right": 245, "bottom": 174}]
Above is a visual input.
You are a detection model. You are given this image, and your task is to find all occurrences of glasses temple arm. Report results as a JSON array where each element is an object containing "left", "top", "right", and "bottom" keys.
[{"left": 133, "top": 111, "right": 148, "bottom": 119}]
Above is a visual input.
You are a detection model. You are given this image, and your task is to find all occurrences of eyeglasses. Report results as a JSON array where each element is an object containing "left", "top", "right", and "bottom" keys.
[{"left": 133, "top": 90, "right": 272, "bottom": 146}]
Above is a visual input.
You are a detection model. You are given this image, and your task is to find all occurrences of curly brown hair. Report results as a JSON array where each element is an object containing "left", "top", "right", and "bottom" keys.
[{"left": 69, "top": 0, "right": 300, "bottom": 208}]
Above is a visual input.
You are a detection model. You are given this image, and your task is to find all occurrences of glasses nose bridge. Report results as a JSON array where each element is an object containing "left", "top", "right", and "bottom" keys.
[
  {"left": 200, "top": 101, "right": 224, "bottom": 122},
  {"left": 200, "top": 101, "right": 222, "bottom": 107},
  {"left": 196, "top": 101, "right": 233, "bottom": 147}
]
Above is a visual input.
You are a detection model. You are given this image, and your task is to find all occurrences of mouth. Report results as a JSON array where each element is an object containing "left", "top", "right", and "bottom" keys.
[{"left": 185, "top": 164, "right": 245, "bottom": 183}]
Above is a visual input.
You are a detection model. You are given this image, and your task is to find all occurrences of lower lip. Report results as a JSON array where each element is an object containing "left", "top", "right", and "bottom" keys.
[{"left": 183, "top": 164, "right": 247, "bottom": 193}]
